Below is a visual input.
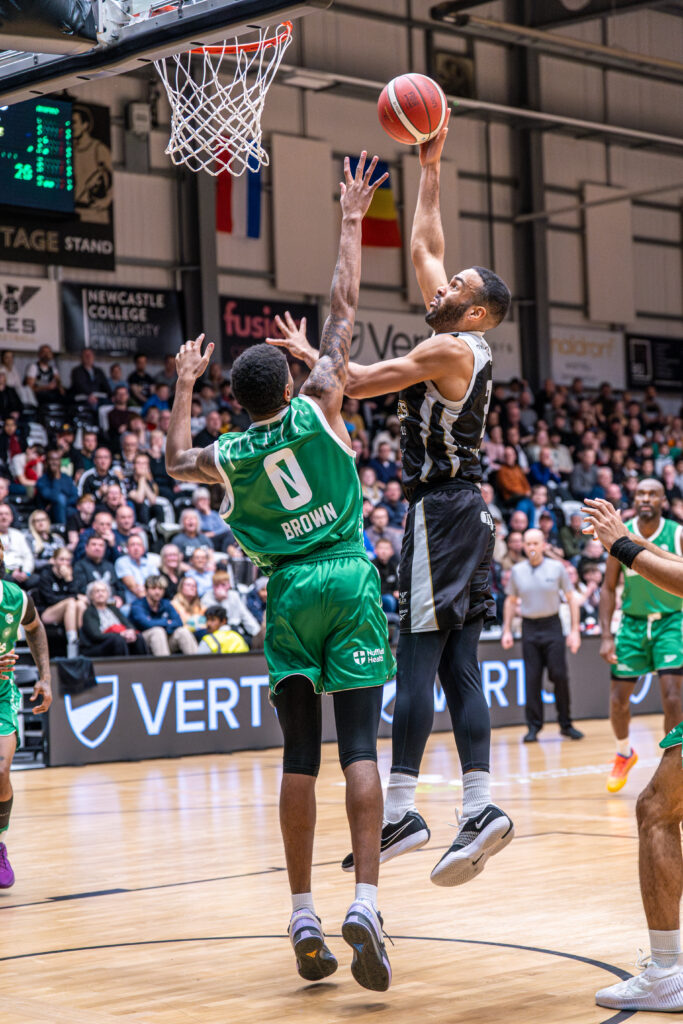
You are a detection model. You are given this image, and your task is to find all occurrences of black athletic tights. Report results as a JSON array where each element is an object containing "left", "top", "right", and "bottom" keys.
[
  {"left": 391, "top": 614, "right": 491, "bottom": 776},
  {"left": 273, "top": 675, "right": 383, "bottom": 776}
]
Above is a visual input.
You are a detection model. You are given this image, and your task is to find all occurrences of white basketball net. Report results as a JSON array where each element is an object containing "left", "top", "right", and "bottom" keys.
[{"left": 154, "top": 22, "right": 293, "bottom": 177}]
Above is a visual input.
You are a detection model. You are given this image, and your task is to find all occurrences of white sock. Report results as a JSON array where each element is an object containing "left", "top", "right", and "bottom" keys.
[
  {"left": 616, "top": 737, "right": 631, "bottom": 757},
  {"left": 383, "top": 771, "right": 417, "bottom": 824},
  {"left": 291, "top": 892, "right": 315, "bottom": 915},
  {"left": 462, "top": 771, "right": 491, "bottom": 818},
  {"left": 650, "top": 929, "right": 681, "bottom": 969},
  {"left": 355, "top": 883, "right": 378, "bottom": 909},
  {"left": 66, "top": 630, "right": 78, "bottom": 643}
]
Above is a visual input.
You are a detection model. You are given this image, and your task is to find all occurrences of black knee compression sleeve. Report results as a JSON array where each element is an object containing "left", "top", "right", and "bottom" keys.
[
  {"left": 273, "top": 675, "right": 322, "bottom": 777},
  {"left": 0, "top": 795, "right": 13, "bottom": 833}
]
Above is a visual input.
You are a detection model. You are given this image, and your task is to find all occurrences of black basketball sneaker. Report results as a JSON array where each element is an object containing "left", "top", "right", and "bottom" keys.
[
  {"left": 341, "top": 810, "right": 430, "bottom": 872},
  {"left": 430, "top": 804, "right": 514, "bottom": 887}
]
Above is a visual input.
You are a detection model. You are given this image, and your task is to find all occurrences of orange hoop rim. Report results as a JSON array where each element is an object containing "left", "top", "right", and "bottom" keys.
[{"left": 192, "top": 20, "right": 293, "bottom": 55}]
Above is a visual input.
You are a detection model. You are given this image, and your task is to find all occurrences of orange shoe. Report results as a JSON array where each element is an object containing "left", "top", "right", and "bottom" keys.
[{"left": 607, "top": 750, "right": 638, "bottom": 793}]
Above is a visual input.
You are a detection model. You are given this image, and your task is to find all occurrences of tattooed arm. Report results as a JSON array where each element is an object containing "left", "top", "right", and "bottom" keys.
[
  {"left": 297, "top": 152, "right": 387, "bottom": 445},
  {"left": 22, "top": 595, "right": 52, "bottom": 713},
  {"left": 166, "top": 334, "right": 223, "bottom": 485}
]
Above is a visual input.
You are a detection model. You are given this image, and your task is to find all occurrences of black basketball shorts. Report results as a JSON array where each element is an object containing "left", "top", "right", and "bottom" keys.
[{"left": 398, "top": 482, "right": 496, "bottom": 634}]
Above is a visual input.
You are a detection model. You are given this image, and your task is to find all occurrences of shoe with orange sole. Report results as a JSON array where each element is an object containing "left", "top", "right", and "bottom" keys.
[{"left": 607, "top": 749, "right": 638, "bottom": 793}]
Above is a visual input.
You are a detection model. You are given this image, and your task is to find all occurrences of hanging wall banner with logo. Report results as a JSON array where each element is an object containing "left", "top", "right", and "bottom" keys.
[
  {"left": 46, "top": 638, "right": 660, "bottom": 766},
  {"left": 61, "top": 283, "right": 184, "bottom": 357},
  {"left": 220, "top": 296, "right": 319, "bottom": 364},
  {"left": 627, "top": 334, "right": 683, "bottom": 393},
  {"left": 0, "top": 274, "right": 60, "bottom": 350},
  {"left": 550, "top": 325, "right": 626, "bottom": 389},
  {"left": 0, "top": 99, "right": 115, "bottom": 270}
]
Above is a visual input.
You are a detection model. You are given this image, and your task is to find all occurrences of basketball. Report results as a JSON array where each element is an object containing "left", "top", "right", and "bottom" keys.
[{"left": 377, "top": 73, "right": 448, "bottom": 145}]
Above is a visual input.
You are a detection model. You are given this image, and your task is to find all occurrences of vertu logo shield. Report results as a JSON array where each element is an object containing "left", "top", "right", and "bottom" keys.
[{"left": 65, "top": 674, "right": 119, "bottom": 749}]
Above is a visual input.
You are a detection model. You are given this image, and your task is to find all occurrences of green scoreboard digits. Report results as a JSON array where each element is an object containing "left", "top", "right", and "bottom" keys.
[{"left": 0, "top": 97, "right": 74, "bottom": 214}]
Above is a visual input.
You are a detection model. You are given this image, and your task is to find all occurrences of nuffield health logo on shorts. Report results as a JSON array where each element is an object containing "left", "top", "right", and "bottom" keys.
[
  {"left": 64, "top": 674, "right": 119, "bottom": 749},
  {"left": 353, "top": 649, "right": 385, "bottom": 666}
]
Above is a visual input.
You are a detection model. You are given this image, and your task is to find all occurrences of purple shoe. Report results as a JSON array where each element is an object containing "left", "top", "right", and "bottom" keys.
[
  {"left": 0, "top": 842, "right": 14, "bottom": 888},
  {"left": 341, "top": 900, "right": 392, "bottom": 992}
]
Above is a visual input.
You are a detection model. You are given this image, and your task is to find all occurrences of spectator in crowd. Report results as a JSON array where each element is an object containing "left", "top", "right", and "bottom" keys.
[
  {"left": 371, "top": 415, "right": 401, "bottom": 459},
  {"left": 158, "top": 543, "right": 182, "bottom": 599},
  {"left": 72, "top": 429, "right": 99, "bottom": 483},
  {"left": 517, "top": 484, "right": 555, "bottom": 530},
  {"left": 246, "top": 576, "right": 268, "bottom": 626},
  {"left": 0, "top": 416, "right": 22, "bottom": 472},
  {"left": 115, "top": 534, "right": 153, "bottom": 610},
  {"left": 578, "top": 537, "right": 608, "bottom": 580},
  {"left": 148, "top": 429, "right": 174, "bottom": 500},
  {"left": 379, "top": 479, "right": 408, "bottom": 529},
  {"left": 185, "top": 547, "right": 215, "bottom": 598},
  {"left": 36, "top": 547, "right": 87, "bottom": 658},
  {"left": 200, "top": 569, "right": 261, "bottom": 641},
  {"left": 74, "top": 509, "right": 119, "bottom": 563},
  {"left": 171, "top": 575, "right": 206, "bottom": 633},
  {"left": 126, "top": 453, "right": 161, "bottom": 526},
  {"left": 155, "top": 354, "right": 177, "bottom": 392},
  {"left": 27, "top": 510, "right": 62, "bottom": 571},
  {"left": 577, "top": 561, "right": 602, "bottom": 632},
  {"left": 500, "top": 530, "right": 525, "bottom": 570},
  {"left": 0, "top": 369, "right": 22, "bottom": 419},
  {"left": 560, "top": 511, "right": 587, "bottom": 563},
  {"left": 0, "top": 503, "right": 33, "bottom": 584},
  {"left": 483, "top": 424, "right": 506, "bottom": 475},
  {"left": 496, "top": 447, "right": 531, "bottom": 505},
  {"left": 508, "top": 509, "right": 529, "bottom": 534},
  {"left": 107, "top": 362, "right": 125, "bottom": 395},
  {"left": 67, "top": 494, "right": 95, "bottom": 550},
  {"left": 368, "top": 441, "right": 400, "bottom": 485},
  {"left": 197, "top": 605, "right": 249, "bottom": 654},
  {"left": 528, "top": 447, "right": 562, "bottom": 489},
  {"left": 662, "top": 462, "right": 683, "bottom": 506},
  {"left": 193, "top": 409, "right": 223, "bottom": 449},
  {"left": 192, "top": 487, "right": 229, "bottom": 541},
  {"left": 538, "top": 510, "right": 564, "bottom": 560},
  {"left": 70, "top": 347, "right": 110, "bottom": 405},
  {"left": 12, "top": 442, "right": 44, "bottom": 496},
  {"left": 505, "top": 426, "right": 529, "bottom": 471},
  {"left": 373, "top": 538, "right": 400, "bottom": 614},
  {"left": 174, "top": 509, "right": 211, "bottom": 561},
  {"left": 359, "top": 466, "right": 384, "bottom": 505},
  {"left": 129, "top": 576, "right": 198, "bottom": 655},
  {"left": 481, "top": 481, "right": 504, "bottom": 524},
  {"left": 0, "top": 350, "right": 22, "bottom": 391},
  {"left": 365, "top": 505, "right": 402, "bottom": 558},
  {"left": 36, "top": 449, "right": 79, "bottom": 526},
  {"left": 80, "top": 580, "right": 148, "bottom": 658},
  {"left": 342, "top": 396, "right": 368, "bottom": 444},
  {"left": 108, "top": 386, "right": 133, "bottom": 439},
  {"left": 25, "top": 345, "right": 63, "bottom": 406},
  {"left": 114, "top": 432, "right": 140, "bottom": 479},
  {"left": 142, "top": 383, "right": 171, "bottom": 417},
  {"left": 73, "top": 534, "right": 124, "bottom": 606},
  {"left": 79, "top": 447, "right": 120, "bottom": 500},
  {"left": 102, "top": 483, "right": 129, "bottom": 524},
  {"left": 570, "top": 448, "right": 599, "bottom": 500},
  {"left": 128, "top": 354, "right": 154, "bottom": 405}
]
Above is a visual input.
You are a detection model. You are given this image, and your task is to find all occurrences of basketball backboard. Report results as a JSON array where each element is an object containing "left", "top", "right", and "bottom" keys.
[{"left": 0, "top": 0, "right": 331, "bottom": 105}]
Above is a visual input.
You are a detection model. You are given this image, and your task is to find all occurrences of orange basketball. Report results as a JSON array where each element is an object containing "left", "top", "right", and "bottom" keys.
[{"left": 378, "top": 73, "right": 448, "bottom": 145}]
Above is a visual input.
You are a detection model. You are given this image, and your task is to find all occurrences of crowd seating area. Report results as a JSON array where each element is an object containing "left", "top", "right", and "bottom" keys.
[{"left": 1, "top": 344, "right": 682, "bottom": 658}]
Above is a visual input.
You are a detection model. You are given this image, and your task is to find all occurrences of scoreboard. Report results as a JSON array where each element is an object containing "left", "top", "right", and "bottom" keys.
[{"left": 0, "top": 97, "right": 74, "bottom": 214}]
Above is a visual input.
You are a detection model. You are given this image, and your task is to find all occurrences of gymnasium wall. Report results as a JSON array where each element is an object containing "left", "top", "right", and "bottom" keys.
[{"left": 0, "top": 1, "right": 681, "bottom": 365}]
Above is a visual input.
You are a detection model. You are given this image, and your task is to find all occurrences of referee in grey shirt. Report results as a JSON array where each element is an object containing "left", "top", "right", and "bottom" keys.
[{"left": 502, "top": 529, "right": 584, "bottom": 743}]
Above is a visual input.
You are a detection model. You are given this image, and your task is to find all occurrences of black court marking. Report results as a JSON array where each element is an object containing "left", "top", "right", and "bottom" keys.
[{"left": 0, "top": 933, "right": 635, "bottom": 1023}]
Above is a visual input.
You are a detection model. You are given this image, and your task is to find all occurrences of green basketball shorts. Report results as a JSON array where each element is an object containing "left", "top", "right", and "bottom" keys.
[
  {"left": 265, "top": 546, "right": 396, "bottom": 695},
  {"left": 612, "top": 611, "right": 683, "bottom": 680},
  {"left": 0, "top": 673, "right": 21, "bottom": 738}
]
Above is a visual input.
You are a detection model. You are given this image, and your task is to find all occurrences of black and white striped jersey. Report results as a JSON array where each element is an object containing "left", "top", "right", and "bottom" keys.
[{"left": 397, "top": 332, "right": 492, "bottom": 501}]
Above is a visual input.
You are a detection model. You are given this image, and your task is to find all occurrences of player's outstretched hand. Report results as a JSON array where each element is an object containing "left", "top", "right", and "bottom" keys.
[
  {"left": 581, "top": 498, "right": 628, "bottom": 552},
  {"left": 0, "top": 652, "right": 18, "bottom": 681},
  {"left": 339, "top": 151, "right": 389, "bottom": 220},
  {"left": 419, "top": 108, "right": 451, "bottom": 168},
  {"left": 176, "top": 333, "right": 214, "bottom": 382},
  {"left": 266, "top": 312, "right": 317, "bottom": 369},
  {"left": 31, "top": 679, "right": 52, "bottom": 714}
]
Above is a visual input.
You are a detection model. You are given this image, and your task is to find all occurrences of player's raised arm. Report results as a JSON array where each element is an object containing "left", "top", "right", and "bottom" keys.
[
  {"left": 410, "top": 111, "right": 450, "bottom": 310},
  {"left": 166, "top": 335, "right": 223, "bottom": 485},
  {"left": 298, "top": 152, "right": 387, "bottom": 440}
]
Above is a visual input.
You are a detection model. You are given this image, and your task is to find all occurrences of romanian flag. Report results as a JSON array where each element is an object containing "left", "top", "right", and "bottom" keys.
[
  {"left": 216, "top": 148, "right": 262, "bottom": 238},
  {"left": 348, "top": 157, "right": 401, "bottom": 248}
]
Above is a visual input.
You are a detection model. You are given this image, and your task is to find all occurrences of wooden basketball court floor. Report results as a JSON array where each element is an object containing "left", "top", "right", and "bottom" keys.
[{"left": 0, "top": 715, "right": 677, "bottom": 1024}]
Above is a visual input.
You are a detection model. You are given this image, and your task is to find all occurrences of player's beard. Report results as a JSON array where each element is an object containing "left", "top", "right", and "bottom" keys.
[{"left": 425, "top": 297, "right": 471, "bottom": 333}]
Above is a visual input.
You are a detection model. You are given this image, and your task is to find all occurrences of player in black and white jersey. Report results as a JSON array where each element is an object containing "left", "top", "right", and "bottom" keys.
[{"left": 269, "top": 113, "right": 513, "bottom": 887}]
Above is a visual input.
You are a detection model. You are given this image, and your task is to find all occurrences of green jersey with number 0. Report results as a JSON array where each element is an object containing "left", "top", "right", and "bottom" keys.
[
  {"left": 621, "top": 516, "right": 683, "bottom": 617},
  {"left": 213, "top": 395, "right": 364, "bottom": 574}
]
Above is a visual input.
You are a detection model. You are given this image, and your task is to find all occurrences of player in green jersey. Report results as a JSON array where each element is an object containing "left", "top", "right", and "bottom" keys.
[
  {"left": 166, "top": 153, "right": 397, "bottom": 991},
  {"left": 599, "top": 479, "right": 683, "bottom": 793},
  {"left": 585, "top": 497, "right": 683, "bottom": 1012},
  {"left": 0, "top": 535, "right": 52, "bottom": 889}
]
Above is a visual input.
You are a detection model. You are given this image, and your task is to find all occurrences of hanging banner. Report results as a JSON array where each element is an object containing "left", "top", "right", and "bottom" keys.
[
  {"left": 0, "top": 274, "right": 60, "bottom": 350},
  {"left": 61, "top": 283, "right": 184, "bottom": 357},
  {"left": 0, "top": 98, "right": 115, "bottom": 270},
  {"left": 627, "top": 334, "right": 683, "bottom": 393},
  {"left": 220, "top": 295, "right": 319, "bottom": 364},
  {"left": 550, "top": 325, "right": 626, "bottom": 389}
]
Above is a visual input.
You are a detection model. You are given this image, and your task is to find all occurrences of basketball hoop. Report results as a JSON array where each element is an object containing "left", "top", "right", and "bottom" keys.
[{"left": 154, "top": 21, "right": 293, "bottom": 177}]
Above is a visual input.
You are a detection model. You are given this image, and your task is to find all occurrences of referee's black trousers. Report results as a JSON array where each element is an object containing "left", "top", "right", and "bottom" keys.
[{"left": 522, "top": 614, "right": 572, "bottom": 732}]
